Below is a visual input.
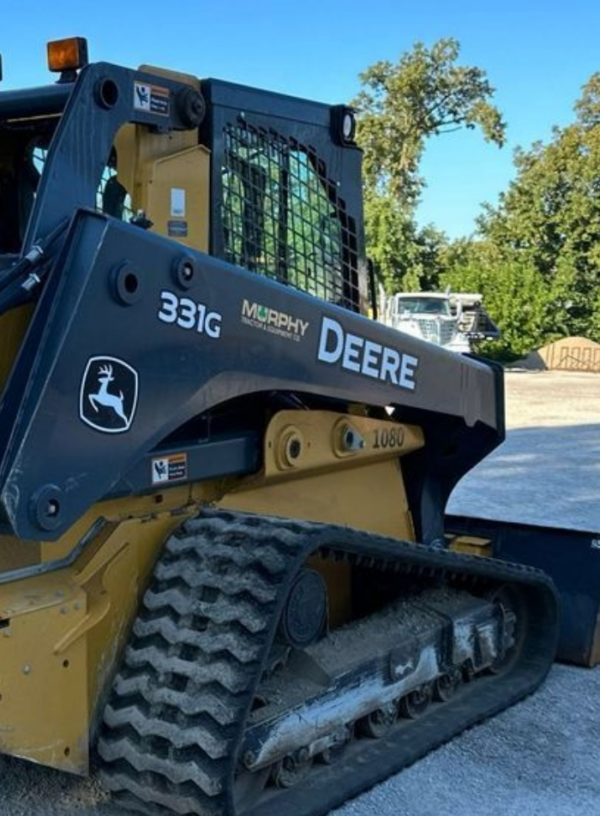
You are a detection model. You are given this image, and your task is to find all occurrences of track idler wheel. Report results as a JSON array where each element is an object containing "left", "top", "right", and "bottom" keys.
[
  {"left": 434, "top": 668, "right": 462, "bottom": 702},
  {"left": 400, "top": 683, "right": 432, "bottom": 719},
  {"left": 319, "top": 726, "right": 354, "bottom": 764},
  {"left": 358, "top": 702, "right": 399, "bottom": 738},
  {"left": 271, "top": 749, "right": 313, "bottom": 788},
  {"left": 486, "top": 584, "right": 523, "bottom": 674}
]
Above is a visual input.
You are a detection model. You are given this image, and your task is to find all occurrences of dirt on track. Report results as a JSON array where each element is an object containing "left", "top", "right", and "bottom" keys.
[{"left": 0, "top": 370, "right": 598, "bottom": 816}]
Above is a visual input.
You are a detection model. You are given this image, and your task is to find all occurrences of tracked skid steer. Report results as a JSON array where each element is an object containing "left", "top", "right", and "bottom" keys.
[{"left": 0, "top": 38, "right": 565, "bottom": 816}]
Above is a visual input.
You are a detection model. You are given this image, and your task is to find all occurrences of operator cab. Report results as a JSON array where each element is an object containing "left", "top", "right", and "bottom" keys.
[{"left": 0, "top": 37, "right": 368, "bottom": 314}]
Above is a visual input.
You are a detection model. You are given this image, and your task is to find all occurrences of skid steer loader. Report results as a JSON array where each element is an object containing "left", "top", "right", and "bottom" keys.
[{"left": 0, "top": 36, "right": 573, "bottom": 816}]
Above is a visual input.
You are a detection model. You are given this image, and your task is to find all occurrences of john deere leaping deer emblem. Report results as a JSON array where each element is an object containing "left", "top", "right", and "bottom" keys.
[{"left": 79, "top": 356, "right": 139, "bottom": 433}]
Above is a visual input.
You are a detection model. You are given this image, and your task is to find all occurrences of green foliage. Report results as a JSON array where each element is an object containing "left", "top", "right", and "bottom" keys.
[
  {"left": 477, "top": 72, "right": 600, "bottom": 350},
  {"left": 364, "top": 190, "right": 447, "bottom": 292},
  {"left": 441, "top": 244, "right": 556, "bottom": 358},
  {"left": 354, "top": 39, "right": 505, "bottom": 205},
  {"left": 354, "top": 45, "right": 600, "bottom": 358},
  {"left": 353, "top": 38, "right": 505, "bottom": 289}
]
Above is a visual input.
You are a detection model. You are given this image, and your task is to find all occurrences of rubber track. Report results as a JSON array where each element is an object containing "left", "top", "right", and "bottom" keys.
[{"left": 97, "top": 510, "right": 558, "bottom": 816}]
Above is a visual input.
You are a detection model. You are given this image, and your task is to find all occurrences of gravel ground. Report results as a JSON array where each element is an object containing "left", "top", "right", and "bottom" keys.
[
  {"left": 449, "top": 369, "right": 600, "bottom": 531},
  {"left": 0, "top": 369, "right": 598, "bottom": 816}
]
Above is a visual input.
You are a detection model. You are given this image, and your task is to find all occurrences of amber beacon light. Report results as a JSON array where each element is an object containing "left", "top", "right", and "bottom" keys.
[{"left": 47, "top": 37, "right": 89, "bottom": 73}]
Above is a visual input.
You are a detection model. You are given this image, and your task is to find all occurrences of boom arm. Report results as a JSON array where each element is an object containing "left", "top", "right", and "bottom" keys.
[{"left": 0, "top": 208, "right": 503, "bottom": 541}]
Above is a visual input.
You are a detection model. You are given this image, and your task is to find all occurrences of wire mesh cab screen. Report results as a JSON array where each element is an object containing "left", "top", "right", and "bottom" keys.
[{"left": 203, "top": 81, "right": 364, "bottom": 312}]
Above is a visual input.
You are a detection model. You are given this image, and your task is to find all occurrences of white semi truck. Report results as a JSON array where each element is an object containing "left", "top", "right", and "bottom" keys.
[{"left": 380, "top": 290, "right": 500, "bottom": 353}]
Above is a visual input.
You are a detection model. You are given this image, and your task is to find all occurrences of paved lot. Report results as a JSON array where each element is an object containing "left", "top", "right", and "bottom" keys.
[{"left": 0, "top": 370, "right": 598, "bottom": 816}]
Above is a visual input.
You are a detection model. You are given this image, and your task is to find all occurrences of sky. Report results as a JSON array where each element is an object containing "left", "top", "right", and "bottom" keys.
[{"left": 1, "top": 0, "right": 599, "bottom": 239}]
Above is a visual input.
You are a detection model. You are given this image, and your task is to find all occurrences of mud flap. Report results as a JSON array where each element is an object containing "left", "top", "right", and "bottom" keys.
[{"left": 446, "top": 514, "right": 600, "bottom": 667}]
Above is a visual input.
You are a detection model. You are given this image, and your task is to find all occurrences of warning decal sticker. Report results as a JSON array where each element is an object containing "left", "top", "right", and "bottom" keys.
[
  {"left": 133, "top": 82, "right": 170, "bottom": 116},
  {"left": 151, "top": 453, "right": 188, "bottom": 485}
]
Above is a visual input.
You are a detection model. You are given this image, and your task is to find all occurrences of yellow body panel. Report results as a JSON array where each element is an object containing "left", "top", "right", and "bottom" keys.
[
  {"left": 0, "top": 306, "right": 32, "bottom": 393},
  {"left": 448, "top": 534, "right": 493, "bottom": 557},
  {"left": 112, "top": 69, "right": 210, "bottom": 253},
  {"left": 0, "top": 483, "right": 226, "bottom": 773},
  {"left": 220, "top": 410, "right": 424, "bottom": 539},
  {"left": 0, "top": 513, "right": 184, "bottom": 772},
  {"left": 221, "top": 460, "right": 414, "bottom": 539},
  {"left": 141, "top": 144, "right": 210, "bottom": 251},
  {"left": 0, "top": 573, "right": 88, "bottom": 771}
]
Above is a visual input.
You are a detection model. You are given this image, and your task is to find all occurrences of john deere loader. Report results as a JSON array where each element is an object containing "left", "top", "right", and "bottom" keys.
[{"left": 0, "top": 37, "right": 568, "bottom": 816}]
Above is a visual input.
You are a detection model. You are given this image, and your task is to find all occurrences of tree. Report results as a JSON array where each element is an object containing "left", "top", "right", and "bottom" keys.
[
  {"left": 441, "top": 241, "right": 555, "bottom": 359},
  {"left": 352, "top": 38, "right": 506, "bottom": 290},
  {"left": 479, "top": 72, "right": 600, "bottom": 342},
  {"left": 364, "top": 191, "right": 447, "bottom": 292}
]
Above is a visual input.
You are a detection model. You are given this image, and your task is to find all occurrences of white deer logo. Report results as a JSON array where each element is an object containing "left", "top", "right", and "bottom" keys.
[
  {"left": 88, "top": 363, "right": 128, "bottom": 426},
  {"left": 80, "top": 356, "right": 138, "bottom": 434}
]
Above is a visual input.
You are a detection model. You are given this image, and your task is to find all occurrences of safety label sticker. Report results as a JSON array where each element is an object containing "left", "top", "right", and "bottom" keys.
[
  {"left": 171, "top": 188, "right": 186, "bottom": 217},
  {"left": 168, "top": 220, "right": 188, "bottom": 237},
  {"left": 152, "top": 453, "right": 188, "bottom": 485},
  {"left": 133, "top": 82, "right": 170, "bottom": 116}
]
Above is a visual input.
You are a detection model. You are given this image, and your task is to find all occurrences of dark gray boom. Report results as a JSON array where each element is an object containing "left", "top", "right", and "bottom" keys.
[{"left": 0, "top": 207, "right": 502, "bottom": 541}]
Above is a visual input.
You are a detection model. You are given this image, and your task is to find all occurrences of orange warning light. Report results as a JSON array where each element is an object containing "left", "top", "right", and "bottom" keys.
[{"left": 47, "top": 37, "right": 89, "bottom": 74}]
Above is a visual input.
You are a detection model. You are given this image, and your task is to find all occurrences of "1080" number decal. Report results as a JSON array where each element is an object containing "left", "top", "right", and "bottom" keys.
[{"left": 373, "top": 426, "right": 404, "bottom": 448}]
